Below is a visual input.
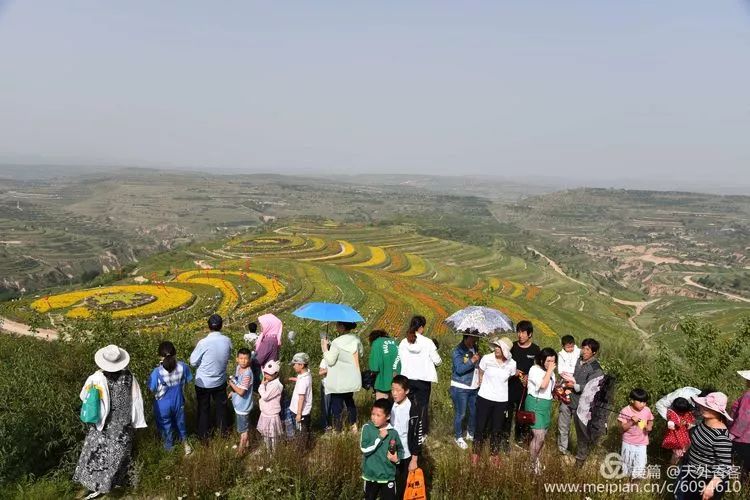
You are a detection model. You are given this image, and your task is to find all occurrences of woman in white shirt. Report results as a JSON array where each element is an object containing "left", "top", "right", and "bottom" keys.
[
  {"left": 398, "top": 315, "right": 441, "bottom": 435},
  {"left": 525, "top": 347, "right": 557, "bottom": 473},
  {"left": 472, "top": 336, "right": 516, "bottom": 466}
]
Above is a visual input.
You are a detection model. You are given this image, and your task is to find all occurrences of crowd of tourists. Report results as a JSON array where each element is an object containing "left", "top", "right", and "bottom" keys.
[{"left": 72, "top": 313, "right": 750, "bottom": 500}]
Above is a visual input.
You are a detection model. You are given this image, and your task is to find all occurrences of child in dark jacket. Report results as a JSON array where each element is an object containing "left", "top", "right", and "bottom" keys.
[
  {"left": 360, "top": 398, "right": 403, "bottom": 500},
  {"left": 390, "top": 375, "right": 425, "bottom": 499}
]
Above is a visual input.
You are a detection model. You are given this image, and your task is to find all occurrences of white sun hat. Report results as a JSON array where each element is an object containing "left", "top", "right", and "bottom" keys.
[
  {"left": 738, "top": 370, "right": 750, "bottom": 382},
  {"left": 94, "top": 344, "right": 131, "bottom": 372}
]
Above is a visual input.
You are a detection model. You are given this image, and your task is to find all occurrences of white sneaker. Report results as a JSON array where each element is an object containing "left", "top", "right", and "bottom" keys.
[
  {"left": 184, "top": 442, "right": 193, "bottom": 456},
  {"left": 455, "top": 437, "right": 469, "bottom": 450},
  {"left": 465, "top": 433, "right": 474, "bottom": 441}
]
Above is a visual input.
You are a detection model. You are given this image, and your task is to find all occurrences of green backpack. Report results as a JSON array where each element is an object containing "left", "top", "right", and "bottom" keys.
[{"left": 80, "top": 385, "right": 101, "bottom": 424}]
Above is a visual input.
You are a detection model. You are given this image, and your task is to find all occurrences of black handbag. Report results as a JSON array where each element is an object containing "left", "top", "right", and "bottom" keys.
[{"left": 361, "top": 370, "right": 377, "bottom": 390}]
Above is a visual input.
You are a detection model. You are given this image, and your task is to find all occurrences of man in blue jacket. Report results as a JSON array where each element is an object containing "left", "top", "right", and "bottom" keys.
[{"left": 450, "top": 334, "right": 481, "bottom": 449}]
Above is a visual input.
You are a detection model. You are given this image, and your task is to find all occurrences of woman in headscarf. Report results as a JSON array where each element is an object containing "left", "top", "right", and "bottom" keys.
[
  {"left": 255, "top": 313, "right": 283, "bottom": 366},
  {"left": 74, "top": 345, "right": 147, "bottom": 499}
]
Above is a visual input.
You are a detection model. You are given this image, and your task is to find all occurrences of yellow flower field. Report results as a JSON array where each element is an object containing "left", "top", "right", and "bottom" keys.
[
  {"left": 400, "top": 253, "right": 429, "bottom": 277},
  {"left": 176, "top": 270, "right": 285, "bottom": 315},
  {"left": 31, "top": 285, "right": 195, "bottom": 319},
  {"left": 302, "top": 240, "right": 356, "bottom": 261},
  {"left": 350, "top": 246, "right": 388, "bottom": 268}
]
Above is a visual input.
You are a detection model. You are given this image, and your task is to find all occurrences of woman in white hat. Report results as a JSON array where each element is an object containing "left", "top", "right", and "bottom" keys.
[
  {"left": 674, "top": 392, "right": 733, "bottom": 500},
  {"left": 73, "top": 345, "right": 146, "bottom": 499},
  {"left": 471, "top": 336, "right": 516, "bottom": 467},
  {"left": 730, "top": 370, "right": 750, "bottom": 482}
]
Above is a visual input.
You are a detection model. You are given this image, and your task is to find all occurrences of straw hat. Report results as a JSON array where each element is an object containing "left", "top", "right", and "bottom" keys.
[
  {"left": 692, "top": 392, "right": 733, "bottom": 422},
  {"left": 94, "top": 344, "right": 130, "bottom": 372}
]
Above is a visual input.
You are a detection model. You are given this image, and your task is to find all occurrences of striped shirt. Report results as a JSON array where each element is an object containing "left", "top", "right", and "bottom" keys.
[{"left": 683, "top": 422, "right": 733, "bottom": 479}]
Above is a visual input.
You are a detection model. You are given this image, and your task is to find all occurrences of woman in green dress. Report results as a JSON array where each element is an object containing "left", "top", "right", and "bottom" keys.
[{"left": 525, "top": 347, "right": 557, "bottom": 474}]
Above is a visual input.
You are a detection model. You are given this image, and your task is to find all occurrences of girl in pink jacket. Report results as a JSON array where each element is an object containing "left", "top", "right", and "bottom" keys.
[{"left": 257, "top": 360, "right": 283, "bottom": 450}]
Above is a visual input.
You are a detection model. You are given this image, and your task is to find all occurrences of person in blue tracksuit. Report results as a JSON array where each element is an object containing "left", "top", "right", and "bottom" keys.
[{"left": 148, "top": 341, "right": 194, "bottom": 455}]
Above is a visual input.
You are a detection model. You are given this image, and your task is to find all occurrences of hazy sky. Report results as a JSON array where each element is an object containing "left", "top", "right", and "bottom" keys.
[{"left": 1, "top": 1, "right": 749, "bottom": 187}]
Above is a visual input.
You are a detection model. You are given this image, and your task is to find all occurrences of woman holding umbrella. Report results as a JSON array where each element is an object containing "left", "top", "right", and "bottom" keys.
[
  {"left": 399, "top": 315, "right": 441, "bottom": 435},
  {"left": 294, "top": 302, "right": 365, "bottom": 432},
  {"left": 445, "top": 306, "right": 515, "bottom": 449},
  {"left": 321, "top": 321, "right": 364, "bottom": 432},
  {"left": 451, "top": 331, "right": 481, "bottom": 449}
]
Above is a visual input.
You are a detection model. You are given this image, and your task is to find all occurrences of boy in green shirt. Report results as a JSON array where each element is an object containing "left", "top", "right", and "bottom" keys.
[{"left": 360, "top": 398, "right": 403, "bottom": 500}]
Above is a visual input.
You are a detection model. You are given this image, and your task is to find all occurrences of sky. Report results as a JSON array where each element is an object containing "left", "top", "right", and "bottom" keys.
[{"left": 1, "top": 1, "right": 749, "bottom": 190}]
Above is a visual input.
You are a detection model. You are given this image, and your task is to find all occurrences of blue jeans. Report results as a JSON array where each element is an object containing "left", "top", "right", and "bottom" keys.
[
  {"left": 450, "top": 386, "right": 478, "bottom": 439},
  {"left": 235, "top": 412, "right": 250, "bottom": 434}
]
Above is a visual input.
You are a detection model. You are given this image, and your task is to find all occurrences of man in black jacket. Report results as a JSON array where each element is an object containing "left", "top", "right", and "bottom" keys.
[{"left": 391, "top": 375, "right": 425, "bottom": 498}]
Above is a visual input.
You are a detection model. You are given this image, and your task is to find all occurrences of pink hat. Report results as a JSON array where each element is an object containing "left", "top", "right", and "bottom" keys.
[
  {"left": 262, "top": 360, "right": 280, "bottom": 375},
  {"left": 692, "top": 392, "right": 733, "bottom": 422}
]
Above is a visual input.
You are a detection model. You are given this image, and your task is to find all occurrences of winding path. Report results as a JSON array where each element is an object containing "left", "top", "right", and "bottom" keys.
[
  {"left": 611, "top": 298, "right": 660, "bottom": 337},
  {"left": 526, "top": 247, "right": 589, "bottom": 288},
  {"left": 683, "top": 276, "right": 750, "bottom": 304},
  {"left": 0, "top": 316, "right": 58, "bottom": 340}
]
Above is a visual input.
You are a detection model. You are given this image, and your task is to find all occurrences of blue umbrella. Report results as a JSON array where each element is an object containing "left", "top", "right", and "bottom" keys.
[{"left": 292, "top": 302, "right": 364, "bottom": 322}]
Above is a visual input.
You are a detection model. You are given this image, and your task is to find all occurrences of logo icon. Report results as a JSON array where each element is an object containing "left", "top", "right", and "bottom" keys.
[{"left": 599, "top": 452, "right": 627, "bottom": 480}]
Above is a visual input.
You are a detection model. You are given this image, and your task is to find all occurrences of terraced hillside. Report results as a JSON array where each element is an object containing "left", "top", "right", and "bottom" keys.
[
  {"left": 5, "top": 222, "right": 655, "bottom": 351},
  {"left": 6, "top": 221, "right": 748, "bottom": 355}
]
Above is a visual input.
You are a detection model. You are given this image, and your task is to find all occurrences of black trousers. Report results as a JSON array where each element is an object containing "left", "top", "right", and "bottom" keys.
[
  {"left": 735, "top": 441, "right": 750, "bottom": 482},
  {"left": 395, "top": 459, "right": 410, "bottom": 499},
  {"left": 500, "top": 400, "right": 531, "bottom": 450},
  {"left": 473, "top": 396, "right": 507, "bottom": 456},
  {"left": 330, "top": 392, "right": 357, "bottom": 430},
  {"left": 364, "top": 480, "right": 397, "bottom": 500},
  {"left": 195, "top": 383, "right": 228, "bottom": 440},
  {"left": 409, "top": 380, "right": 432, "bottom": 435}
]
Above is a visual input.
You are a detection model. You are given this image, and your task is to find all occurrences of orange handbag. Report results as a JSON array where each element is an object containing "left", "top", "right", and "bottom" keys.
[{"left": 404, "top": 468, "right": 427, "bottom": 500}]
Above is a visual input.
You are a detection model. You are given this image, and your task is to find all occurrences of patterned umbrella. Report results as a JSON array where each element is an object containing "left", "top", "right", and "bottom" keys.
[{"left": 444, "top": 306, "right": 514, "bottom": 336}]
